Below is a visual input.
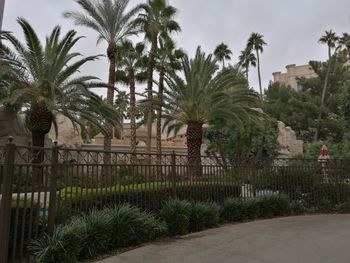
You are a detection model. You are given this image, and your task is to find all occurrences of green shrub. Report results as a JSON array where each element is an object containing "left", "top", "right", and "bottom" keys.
[
  {"left": 57, "top": 183, "right": 241, "bottom": 222},
  {"left": 221, "top": 198, "right": 244, "bottom": 222},
  {"left": 258, "top": 194, "right": 290, "bottom": 218},
  {"left": 78, "top": 210, "right": 112, "bottom": 259},
  {"left": 189, "top": 202, "right": 220, "bottom": 232},
  {"left": 289, "top": 200, "right": 307, "bottom": 215},
  {"left": 31, "top": 205, "right": 166, "bottom": 262},
  {"left": 240, "top": 198, "right": 260, "bottom": 220},
  {"left": 222, "top": 195, "right": 290, "bottom": 222},
  {"left": 30, "top": 220, "right": 85, "bottom": 263},
  {"left": 336, "top": 200, "right": 350, "bottom": 213},
  {"left": 316, "top": 198, "right": 334, "bottom": 213},
  {"left": 106, "top": 205, "right": 166, "bottom": 248},
  {"left": 160, "top": 199, "right": 191, "bottom": 236}
]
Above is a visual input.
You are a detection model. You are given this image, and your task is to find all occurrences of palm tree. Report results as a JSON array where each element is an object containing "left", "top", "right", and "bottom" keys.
[
  {"left": 214, "top": 43, "right": 232, "bottom": 68},
  {"left": 115, "top": 40, "right": 147, "bottom": 154},
  {"left": 154, "top": 37, "right": 184, "bottom": 156},
  {"left": 315, "top": 30, "right": 339, "bottom": 141},
  {"left": 135, "top": 0, "right": 181, "bottom": 154},
  {"left": 164, "top": 47, "right": 259, "bottom": 176},
  {"left": 64, "top": 0, "right": 140, "bottom": 152},
  {"left": 247, "top": 33, "right": 267, "bottom": 98},
  {"left": 238, "top": 47, "right": 257, "bottom": 83},
  {"left": 339, "top": 32, "right": 350, "bottom": 61},
  {"left": 1, "top": 19, "right": 119, "bottom": 181}
]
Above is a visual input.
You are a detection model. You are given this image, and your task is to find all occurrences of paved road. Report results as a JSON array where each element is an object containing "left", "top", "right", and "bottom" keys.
[{"left": 97, "top": 215, "right": 350, "bottom": 263}]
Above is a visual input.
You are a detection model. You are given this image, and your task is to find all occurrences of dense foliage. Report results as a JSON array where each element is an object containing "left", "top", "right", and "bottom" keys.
[{"left": 264, "top": 53, "right": 350, "bottom": 143}]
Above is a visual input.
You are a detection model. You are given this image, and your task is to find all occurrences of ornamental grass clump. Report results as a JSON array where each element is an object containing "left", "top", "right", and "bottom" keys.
[
  {"left": 31, "top": 205, "right": 166, "bottom": 262},
  {"left": 257, "top": 194, "right": 290, "bottom": 218},
  {"left": 106, "top": 205, "right": 167, "bottom": 248},
  {"left": 30, "top": 218, "right": 86, "bottom": 263},
  {"left": 160, "top": 199, "right": 191, "bottom": 235},
  {"left": 189, "top": 202, "right": 220, "bottom": 232}
]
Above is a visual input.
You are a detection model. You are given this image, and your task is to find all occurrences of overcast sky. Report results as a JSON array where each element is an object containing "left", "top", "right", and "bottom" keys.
[{"left": 3, "top": 0, "right": 350, "bottom": 96}]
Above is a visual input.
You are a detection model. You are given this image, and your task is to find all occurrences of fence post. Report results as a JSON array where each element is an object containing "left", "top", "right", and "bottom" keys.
[
  {"left": 47, "top": 141, "right": 59, "bottom": 235},
  {"left": 0, "top": 137, "right": 16, "bottom": 263},
  {"left": 334, "top": 160, "right": 341, "bottom": 204},
  {"left": 171, "top": 151, "right": 177, "bottom": 198}
]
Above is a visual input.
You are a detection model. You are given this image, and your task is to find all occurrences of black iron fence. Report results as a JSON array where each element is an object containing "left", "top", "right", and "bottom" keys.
[{"left": 1, "top": 138, "right": 350, "bottom": 262}]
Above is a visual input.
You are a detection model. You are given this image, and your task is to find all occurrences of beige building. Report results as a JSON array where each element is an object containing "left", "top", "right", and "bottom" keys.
[{"left": 272, "top": 64, "right": 317, "bottom": 91}]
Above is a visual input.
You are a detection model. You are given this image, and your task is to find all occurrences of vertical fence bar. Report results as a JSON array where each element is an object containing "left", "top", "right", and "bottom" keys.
[
  {"left": 0, "top": 137, "right": 16, "bottom": 263},
  {"left": 47, "top": 141, "right": 59, "bottom": 235},
  {"left": 171, "top": 151, "right": 177, "bottom": 198}
]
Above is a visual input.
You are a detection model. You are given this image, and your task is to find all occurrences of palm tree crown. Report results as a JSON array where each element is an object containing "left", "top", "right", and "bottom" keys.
[
  {"left": 339, "top": 32, "right": 350, "bottom": 60},
  {"left": 64, "top": 0, "right": 139, "bottom": 46},
  {"left": 164, "top": 47, "right": 259, "bottom": 169},
  {"left": 247, "top": 32, "right": 267, "bottom": 98},
  {"left": 238, "top": 47, "right": 256, "bottom": 81},
  {"left": 135, "top": 0, "right": 181, "bottom": 154},
  {"left": 1, "top": 18, "right": 119, "bottom": 147},
  {"left": 214, "top": 43, "right": 232, "bottom": 68}
]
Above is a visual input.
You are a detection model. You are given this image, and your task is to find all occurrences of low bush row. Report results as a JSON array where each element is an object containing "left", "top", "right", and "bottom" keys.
[
  {"left": 30, "top": 205, "right": 167, "bottom": 263},
  {"left": 30, "top": 194, "right": 350, "bottom": 263},
  {"left": 57, "top": 184, "right": 241, "bottom": 222}
]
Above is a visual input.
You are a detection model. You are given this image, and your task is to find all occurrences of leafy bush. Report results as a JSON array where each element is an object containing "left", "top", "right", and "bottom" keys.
[
  {"left": 221, "top": 198, "right": 244, "bottom": 222},
  {"left": 77, "top": 210, "right": 112, "bottom": 259},
  {"left": 336, "top": 200, "right": 350, "bottom": 213},
  {"left": 106, "top": 205, "right": 166, "bottom": 248},
  {"left": 160, "top": 199, "right": 191, "bottom": 236},
  {"left": 31, "top": 205, "right": 166, "bottom": 262},
  {"left": 30, "top": 220, "right": 85, "bottom": 263},
  {"left": 289, "top": 200, "right": 307, "bottom": 215},
  {"left": 189, "top": 202, "right": 220, "bottom": 232},
  {"left": 258, "top": 194, "right": 290, "bottom": 218},
  {"left": 222, "top": 195, "right": 291, "bottom": 222},
  {"left": 58, "top": 184, "right": 241, "bottom": 222}
]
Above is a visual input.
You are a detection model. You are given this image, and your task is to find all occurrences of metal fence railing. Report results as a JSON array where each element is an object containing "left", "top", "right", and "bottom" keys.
[{"left": 1, "top": 138, "right": 350, "bottom": 262}]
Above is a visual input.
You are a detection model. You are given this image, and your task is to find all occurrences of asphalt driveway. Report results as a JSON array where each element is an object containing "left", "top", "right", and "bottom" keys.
[{"left": 96, "top": 215, "right": 350, "bottom": 263}]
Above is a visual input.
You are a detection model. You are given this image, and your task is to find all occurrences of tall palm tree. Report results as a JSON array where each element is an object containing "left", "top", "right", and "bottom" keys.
[
  {"left": 238, "top": 46, "right": 257, "bottom": 83},
  {"left": 135, "top": 0, "right": 181, "bottom": 154},
  {"left": 339, "top": 32, "right": 350, "bottom": 61},
  {"left": 1, "top": 19, "right": 119, "bottom": 181},
  {"left": 315, "top": 30, "right": 339, "bottom": 141},
  {"left": 154, "top": 37, "right": 184, "bottom": 156},
  {"left": 115, "top": 40, "right": 147, "bottom": 154},
  {"left": 247, "top": 33, "right": 267, "bottom": 98},
  {"left": 214, "top": 43, "right": 232, "bottom": 69},
  {"left": 64, "top": 0, "right": 140, "bottom": 152},
  {"left": 164, "top": 47, "right": 259, "bottom": 176}
]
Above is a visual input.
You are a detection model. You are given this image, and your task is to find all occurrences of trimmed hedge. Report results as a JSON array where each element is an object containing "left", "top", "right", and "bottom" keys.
[
  {"left": 221, "top": 194, "right": 290, "bottom": 222},
  {"left": 57, "top": 184, "right": 241, "bottom": 222},
  {"left": 160, "top": 199, "right": 220, "bottom": 235}
]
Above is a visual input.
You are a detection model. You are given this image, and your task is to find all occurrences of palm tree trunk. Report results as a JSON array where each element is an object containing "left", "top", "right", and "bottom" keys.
[
  {"left": 246, "top": 65, "right": 249, "bottom": 84},
  {"left": 146, "top": 35, "right": 158, "bottom": 154},
  {"left": 103, "top": 42, "right": 116, "bottom": 183},
  {"left": 256, "top": 50, "right": 263, "bottom": 99},
  {"left": 129, "top": 68, "right": 137, "bottom": 155},
  {"left": 156, "top": 66, "right": 165, "bottom": 176},
  {"left": 314, "top": 47, "right": 332, "bottom": 141},
  {"left": 186, "top": 122, "right": 203, "bottom": 177},
  {"left": 32, "top": 131, "right": 45, "bottom": 184},
  {"left": 156, "top": 66, "right": 165, "bottom": 155},
  {"left": 216, "top": 129, "right": 228, "bottom": 172},
  {"left": 222, "top": 59, "right": 225, "bottom": 69},
  {"left": 105, "top": 42, "right": 117, "bottom": 153}
]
